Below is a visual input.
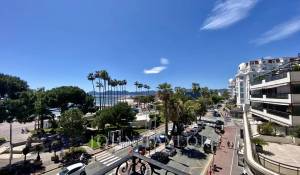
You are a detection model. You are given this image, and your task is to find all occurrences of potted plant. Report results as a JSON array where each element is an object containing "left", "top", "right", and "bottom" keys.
[{"left": 251, "top": 137, "right": 268, "bottom": 152}]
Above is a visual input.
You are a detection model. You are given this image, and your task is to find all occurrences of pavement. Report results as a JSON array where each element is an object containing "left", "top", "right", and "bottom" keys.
[{"left": 0, "top": 121, "right": 35, "bottom": 144}]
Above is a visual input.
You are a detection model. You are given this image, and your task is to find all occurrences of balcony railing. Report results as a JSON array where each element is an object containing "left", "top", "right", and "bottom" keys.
[
  {"left": 94, "top": 152, "right": 190, "bottom": 175},
  {"left": 265, "top": 72, "right": 287, "bottom": 82},
  {"left": 265, "top": 93, "right": 289, "bottom": 99},
  {"left": 266, "top": 109, "right": 290, "bottom": 119},
  {"left": 251, "top": 94, "right": 263, "bottom": 98},
  {"left": 251, "top": 106, "right": 264, "bottom": 112}
]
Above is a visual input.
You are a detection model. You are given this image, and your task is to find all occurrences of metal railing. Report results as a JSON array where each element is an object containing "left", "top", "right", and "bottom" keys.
[
  {"left": 266, "top": 109, "right": 290, "bottom": 119},
  {"left": 258, "top": 154, "right": 300, "bottom": 175},
  {"left": 266, "top": 93, "right": 289, "bottom": 99},
  {"left": 94, "top": 152, "right": 190, "bottom": 175},
  {"left": 265, "top": 72, "right": 288, "bottom": 82}
]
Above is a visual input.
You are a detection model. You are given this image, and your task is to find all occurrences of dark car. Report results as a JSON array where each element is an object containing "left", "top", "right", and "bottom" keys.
[
  {"left": 133, "top": 145, "right": 146, "bottom": 155},
  {"left": 164, "top": 145, "right": 177, "bottom": 157}
]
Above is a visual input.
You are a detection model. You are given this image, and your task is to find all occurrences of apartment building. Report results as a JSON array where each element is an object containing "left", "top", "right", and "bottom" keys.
[
  {"left": 233, "top": 57, "right": 287, "bottom": 109},
  {"left": 228, "top": 78, "right": 236, "bottom": 99},
  {"left": 249, "top": 58, "right": 300, "bottom": 126}
]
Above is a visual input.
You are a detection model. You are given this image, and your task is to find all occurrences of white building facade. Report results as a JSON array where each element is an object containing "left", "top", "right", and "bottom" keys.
[{"left": 231, "top": 57, "right": 288, "bottom": 109}]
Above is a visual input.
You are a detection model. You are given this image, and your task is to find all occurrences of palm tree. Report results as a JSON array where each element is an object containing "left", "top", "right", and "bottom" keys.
[
  {"left": 192, "top": 83, "right": 201, "bottom": 98},
  {"left": 123, "top": 80, "right": 127, "bottom": 102},
  {"left": 96, "top": 81, "right": 103, "bottom": 109},
  {"left": 87, "top": 73, "right": 96, "bottom": 105},
  {"left": 100, "top": 70, "right": 109, "bottom": 109},
  {"left": 112, "top": 79, "right": 118, "bottom": 105},
  {"left": 134, "top": 81, "right": 139, "bottom": 95},
  {"left": 138, "top": 83, "right": 143, "bottom": 96},
  {"left": 143, "top": 84, "right": 148, "bottom": 96},
  {"left": 108, "top": 77, "right": 113, "bottom": 107},
  {"left": 157, "top": 83, "right": 173, "bottom": 137},
  {"left": 95, "top": 71, "right": 102, "bottom": 109}
]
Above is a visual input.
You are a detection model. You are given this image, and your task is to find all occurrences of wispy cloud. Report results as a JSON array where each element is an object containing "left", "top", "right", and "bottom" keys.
[
  {"left": 254, "top": 17, "right": 300, "bottom": 45},
  {"left": 144, "top": 66, "right": 166, "bottom": 74},
  {"left": 160, "top": 57, "right": 169, "bottom": 65},
  {"left": 144, "top": 57, "right": 169, "bottom": 74},
  {"left": 201, "top": 0, "right": 257, "bottom": 30}
]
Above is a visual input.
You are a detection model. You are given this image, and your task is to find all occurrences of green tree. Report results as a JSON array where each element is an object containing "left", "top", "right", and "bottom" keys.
[
  {"left": 92, "top": 108, "right": 112, "bottom": 131},
  {"left": 87, "top": 73, "right": 96, "bottom": 105},
  {"left": 157, "top": 83, "right": 173, "bottom": 136},
  {"left": 112, "top": 102, "right": 136, "bottom": 128},
  {"left": 59, "top": 109, "right": 85, "bottom": 139},
  {"left": 0, "top": 73, "right": 29, "bottom": 99},
  {"left": 46, "top": 86, "right": 92, "bottom": 113},
  {"left": 34, "top": 88, "right": 51, "bottom": 129}
]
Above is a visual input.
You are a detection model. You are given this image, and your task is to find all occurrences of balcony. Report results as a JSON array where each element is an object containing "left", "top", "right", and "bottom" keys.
[
  {"left": 250, "top": 72, "right": 291, "bottom": 90},
  {"left": 250, "top": 94, "right": 291, "bottom": 104},
  {"left": 266, "top": 109, "right": 290, "bottom": 119},
  {"left": 250, "top": 107, "right": 292, "bottom": 126},
  {"left": 265, "top": 72, "right": 287, "bottom": 82},
  {"left": 265, "top": 93, "right": 289, "bottom": 99}
]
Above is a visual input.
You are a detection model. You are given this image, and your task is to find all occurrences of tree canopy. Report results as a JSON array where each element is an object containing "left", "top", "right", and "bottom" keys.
[
  {"left": 59, "top": 108, "right": 85, "bottom": 138},
  {"left": 0, "top": 73, "right": 29, "bottom": 99},
  {"left": 46, "top": 86, "right": 94, "bottom": 112}
]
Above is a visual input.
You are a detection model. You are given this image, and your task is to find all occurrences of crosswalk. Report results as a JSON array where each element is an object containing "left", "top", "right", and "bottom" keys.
[
  {"left": 113, "top": 140, "right": 140, "bottom": 151},
  {"left": 93, "top": 151, "right": 121, "bottom": 166}
]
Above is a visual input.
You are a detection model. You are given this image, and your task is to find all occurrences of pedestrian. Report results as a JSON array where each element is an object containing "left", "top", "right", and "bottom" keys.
[{"left": 227, "top": 141, "right": 230, "bottom": 148}]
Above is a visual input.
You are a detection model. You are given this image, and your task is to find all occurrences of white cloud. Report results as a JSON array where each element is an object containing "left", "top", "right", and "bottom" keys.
[
  {"left": 144, "top": 66, "right": 166, "bottom": 74},
  {"left": 201, "top": 0, "right": 257, "bottom": 30},
  {"left": 160, "top": 57, "right": 169, "bottom": 65},
  {"left": 254, "top": 17, "right": 300, "bottom": 45}
]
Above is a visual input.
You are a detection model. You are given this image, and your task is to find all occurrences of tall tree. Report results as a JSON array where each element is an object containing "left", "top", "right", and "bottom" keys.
[
  {"left": 134, "top": 81, "right": 139, "bottom": 94},
  {"left": 45, "top": 86, "right": 91, "bottom": 113},
  {"left": 157, "top": 83, "right": 173, "bottom": 137},
  {"left": 192, "top": 83, "right": 201, "bottom": 98},
  {"left": 100, "top": 70, "right": 109, "bottom": 109},
  {"left": 59, "top": 108, "right": 85, "bottom": 139},
  {"left": 0, "top": 73, "right": 30, "bottom": 167},
  {"left": 34, "top": 88, "right": 51, "bottom": 129},
  {"left": 95, "top": 71, "right": 102, "bottom": 110},
  {"left": 87, "top": 73, "right": 96, "bottom": 105}
]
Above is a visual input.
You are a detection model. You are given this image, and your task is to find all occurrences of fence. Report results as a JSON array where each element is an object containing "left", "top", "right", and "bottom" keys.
[{"left": 258, "top": 154, "right": 300, "bottom": 175}]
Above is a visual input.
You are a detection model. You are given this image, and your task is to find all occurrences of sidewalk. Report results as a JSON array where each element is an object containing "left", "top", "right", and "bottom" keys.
[{"left": 209, "top": 126, "right": 237, "bottom": 175}]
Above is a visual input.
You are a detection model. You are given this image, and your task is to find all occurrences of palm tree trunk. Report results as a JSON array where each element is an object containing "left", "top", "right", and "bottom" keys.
[
  {"left": 164, "top": 101, "right": 169, "bottom": 137},
  {"left": 92, "top": 80, "right": 96, "bottom": 106},
  {"left": 98, "top": 79, "right": 102, "bottom": 110}
]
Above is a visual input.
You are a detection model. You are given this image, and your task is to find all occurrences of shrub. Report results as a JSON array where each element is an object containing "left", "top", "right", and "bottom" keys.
[
  {"left": 251, "top": 137, "right": 268, "bottom": 146},
  {"left": 292, "top": 126, "right": 300, "bottom": 138},
  {"left": 0, "top": 137, "right": 6, "bottom": 144},
  {"left": 258, "top": 122, "right": 274, "bottom": 136}
]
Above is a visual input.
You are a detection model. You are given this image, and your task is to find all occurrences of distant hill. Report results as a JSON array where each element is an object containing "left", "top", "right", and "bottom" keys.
[{"left": 88, "top": 90, "right": 156, "bottom": 96}]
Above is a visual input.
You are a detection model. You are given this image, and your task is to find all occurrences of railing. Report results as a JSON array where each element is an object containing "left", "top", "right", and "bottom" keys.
[
  {"left": 266, "top": 109, "right": 290, "bottom": 119},
  {"left": 251, "top": 79, "right": 263, "bottom": 86},
  {"left": 266, "top": 93, "right": 289, "bottom": 99},
  {"left": 94, "top": 152, "right": 190, "bottom": 175},
  {"left": 258, "top": 154, "right": 300, "bottom": 175},
  {"left": 265, "top": 72, "right": 288, "bottom": 82},
  {"left": 251, "top": 106, "right": 264, "bottom": 112},
  {"left": 251, "top": 94, "right": 263, "bottom": 98}
]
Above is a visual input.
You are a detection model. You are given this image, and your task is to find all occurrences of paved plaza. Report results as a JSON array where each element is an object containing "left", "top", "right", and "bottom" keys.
[{"left": 261, "top": 143, "right": 300, "bottom": 167}]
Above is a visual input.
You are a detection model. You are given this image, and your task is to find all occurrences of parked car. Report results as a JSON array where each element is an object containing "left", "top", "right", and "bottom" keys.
[
  {"left": 133, "top": 145, "right": 146, "bottom": 155},
  {"left": 158, "top": 134, "right": 167, "bottom": 143},
  {"left": 163, "top": 145, "right": 177, "bottom": 157},
  {"left": 57, "top": 163, "right": 86, "bottom": 175}
]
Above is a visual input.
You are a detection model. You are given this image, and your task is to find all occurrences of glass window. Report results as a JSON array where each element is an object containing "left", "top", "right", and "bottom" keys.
[{"left": 291, "top": 84, "right": 300, "bottom": 94}]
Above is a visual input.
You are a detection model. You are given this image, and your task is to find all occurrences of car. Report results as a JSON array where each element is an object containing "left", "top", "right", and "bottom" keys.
[
  {"left": 57, "top": 163, "right": 86, "bottom": 175},
  {"left": 164, "top": 145, "right": 177, "bottom": 157},
  {"left": 158, "top": 134, "right": 167, "bottom": 143},
  {"left": 133, "top": 145, "right": 146, "bottom": 155}
]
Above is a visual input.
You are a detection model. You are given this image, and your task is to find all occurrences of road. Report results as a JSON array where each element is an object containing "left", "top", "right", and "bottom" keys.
[{"left": 44, "top": 123, "right": 171, "bottom": 175}]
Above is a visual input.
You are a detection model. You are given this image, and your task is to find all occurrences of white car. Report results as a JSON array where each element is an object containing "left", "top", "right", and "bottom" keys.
[{"left": 57, "top": 163, "right": 86, "bottom": 175}]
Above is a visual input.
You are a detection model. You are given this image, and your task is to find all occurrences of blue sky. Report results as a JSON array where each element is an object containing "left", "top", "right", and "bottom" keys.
[{"left": 1, "top": 0, "right": 300, "bottom": 92}]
